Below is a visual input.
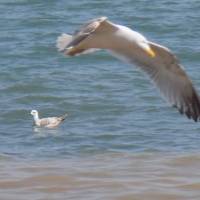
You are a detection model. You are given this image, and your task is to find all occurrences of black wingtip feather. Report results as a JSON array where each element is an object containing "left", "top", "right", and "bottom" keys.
[
  {"left": 183, "top": 89, "right": 200, "bottom": 122},
  {"left": 174, "top": 88, "right": 200, "bottom": 122},
  {"left": 191, "top": 91, "right": 200, "bottom": 122}
]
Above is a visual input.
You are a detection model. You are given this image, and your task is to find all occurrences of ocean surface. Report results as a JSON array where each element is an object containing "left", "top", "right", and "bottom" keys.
[{"left": 1, "top": 0, "right": 200, "bottom": 199}]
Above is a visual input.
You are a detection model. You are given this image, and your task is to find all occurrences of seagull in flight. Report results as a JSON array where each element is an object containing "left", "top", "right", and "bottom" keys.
[{"left": 57, "top": 17, "right": 200, "bottom": 122}]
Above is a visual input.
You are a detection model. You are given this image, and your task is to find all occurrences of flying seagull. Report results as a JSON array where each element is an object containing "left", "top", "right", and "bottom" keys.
[
  {"left": 57, "top": 16, "right": 200, "bottom": 122},
  {"left": 30, "top": 110, "right": 68, "bottom": 128}
]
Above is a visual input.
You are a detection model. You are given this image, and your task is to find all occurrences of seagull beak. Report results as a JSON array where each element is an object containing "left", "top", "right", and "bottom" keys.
[
  {"left": 140, "top": 43, "right": 156, "bottom": 58},
  {"left": 145, "top": 46, "right": 156, "bottom": 58}
]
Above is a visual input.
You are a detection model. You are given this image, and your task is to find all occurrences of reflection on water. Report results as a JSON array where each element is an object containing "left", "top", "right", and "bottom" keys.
[
  {"left": 33, "top": 126, "right": 60, "bottom": 137},
  {"left": 1, "top": 152, "right": 200, "bottom": 200}
]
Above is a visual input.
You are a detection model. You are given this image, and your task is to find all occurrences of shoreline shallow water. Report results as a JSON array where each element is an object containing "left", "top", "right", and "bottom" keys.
[{"left": 1, "top": 152, "right": 200, "bottom": 200}]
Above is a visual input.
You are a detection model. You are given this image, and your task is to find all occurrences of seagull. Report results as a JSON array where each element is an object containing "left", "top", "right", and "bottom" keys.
[
  {"left": 30, "top": 110, "right": 68, "bottom": 128},
  {"left": 57, "top": 16, "right": 200, "bottom": 122}
]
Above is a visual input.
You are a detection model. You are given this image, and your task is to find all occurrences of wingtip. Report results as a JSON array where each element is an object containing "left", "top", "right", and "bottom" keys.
[
  {"left": 191, "top": 92, "right": 200, "bottom": 122},
  {"left": 173, "top": 86, "right": 200, "bottom": 122},
  {"left": 179, "top": 90, "right": 200, "bottom": 122}
]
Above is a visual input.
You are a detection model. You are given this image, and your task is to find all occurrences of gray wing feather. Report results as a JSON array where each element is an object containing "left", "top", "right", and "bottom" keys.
[
  {"left": 111, "top": 41, "right": 200, "bottom": 121},
  {"left": 39, "top": 118, "right": 50, "bottom": 126},
  {"left": 133, "top": 42, "right": 200, "bottom": 121},
  {"left": 66, "top": 17, "right": 107, "bottom": 49}
]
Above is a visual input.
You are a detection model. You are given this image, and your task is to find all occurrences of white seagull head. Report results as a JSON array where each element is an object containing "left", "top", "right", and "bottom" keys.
[{"left": 30, "top": 110, "right": 38, "bottom": 117}]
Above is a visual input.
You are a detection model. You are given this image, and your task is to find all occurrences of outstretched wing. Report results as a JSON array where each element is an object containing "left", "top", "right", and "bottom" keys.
[
  {"left": 130, "top": 41, "right": 200, "bottom": 121},
  {"left": 57, "top": 17, "right": 108, "bottom": 56},
  {"left": 67, "top": 17, "right": 107, "bottom": 48}
]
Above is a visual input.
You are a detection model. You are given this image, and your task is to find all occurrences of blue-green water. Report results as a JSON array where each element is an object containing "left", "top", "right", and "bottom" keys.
[
  {"left": 1, "top": 0, "right": 200, "bottom": 160},
  {"left": 1, "top": 1, "right": 200, "bottom": 199}
]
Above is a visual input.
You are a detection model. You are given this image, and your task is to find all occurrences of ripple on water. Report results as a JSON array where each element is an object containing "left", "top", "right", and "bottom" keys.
[{"left": 0, "top": 153, "right": 200, "bottom": 199}]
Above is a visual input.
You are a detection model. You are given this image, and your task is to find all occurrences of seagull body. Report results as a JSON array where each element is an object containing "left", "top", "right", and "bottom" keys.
[
  {"left": 57, "top": 17, "right": 200, "bottom": 121},
  {"left": 30, "top": 110, "right": 68, "bottom": 128}
]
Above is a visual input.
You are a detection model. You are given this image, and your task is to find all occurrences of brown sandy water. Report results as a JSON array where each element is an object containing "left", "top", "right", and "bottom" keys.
[{"left": 0, "top": 152, "right": 200, "bottom": 200}]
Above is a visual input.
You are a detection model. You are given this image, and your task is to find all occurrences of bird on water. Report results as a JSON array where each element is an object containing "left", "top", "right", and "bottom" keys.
[{"left": 31, "top": 110, "right": 68, "bottom": 128}]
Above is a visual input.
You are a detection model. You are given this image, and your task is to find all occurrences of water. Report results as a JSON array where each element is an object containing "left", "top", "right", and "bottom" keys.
[{"left": 1, "top": 0, "right": 200, "bottom": 199}]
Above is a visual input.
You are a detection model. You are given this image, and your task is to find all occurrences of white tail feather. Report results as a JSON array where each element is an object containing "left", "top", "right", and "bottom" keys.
[
  {"left": 60, "top": 113, "right": 68, "bottom": 121},
  {"left": 56, "top": 33, "right": 72, "bottom": 51}
]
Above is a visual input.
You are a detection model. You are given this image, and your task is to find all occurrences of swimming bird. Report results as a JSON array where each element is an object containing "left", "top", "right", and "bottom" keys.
[
  {"left": 57, "top": 17, "right": 200, "bottom": 122},
  {"left": 30, "top": 110, "right": 68, "bottom": 128}
]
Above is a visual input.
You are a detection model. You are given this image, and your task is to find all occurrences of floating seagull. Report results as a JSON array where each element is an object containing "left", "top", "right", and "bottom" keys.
[
  {"left": 30, "top": 110, "right": 68, "bottom": 128},
  {"left": 57, "top": 17, "right": 200, "bottom": 122}
]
